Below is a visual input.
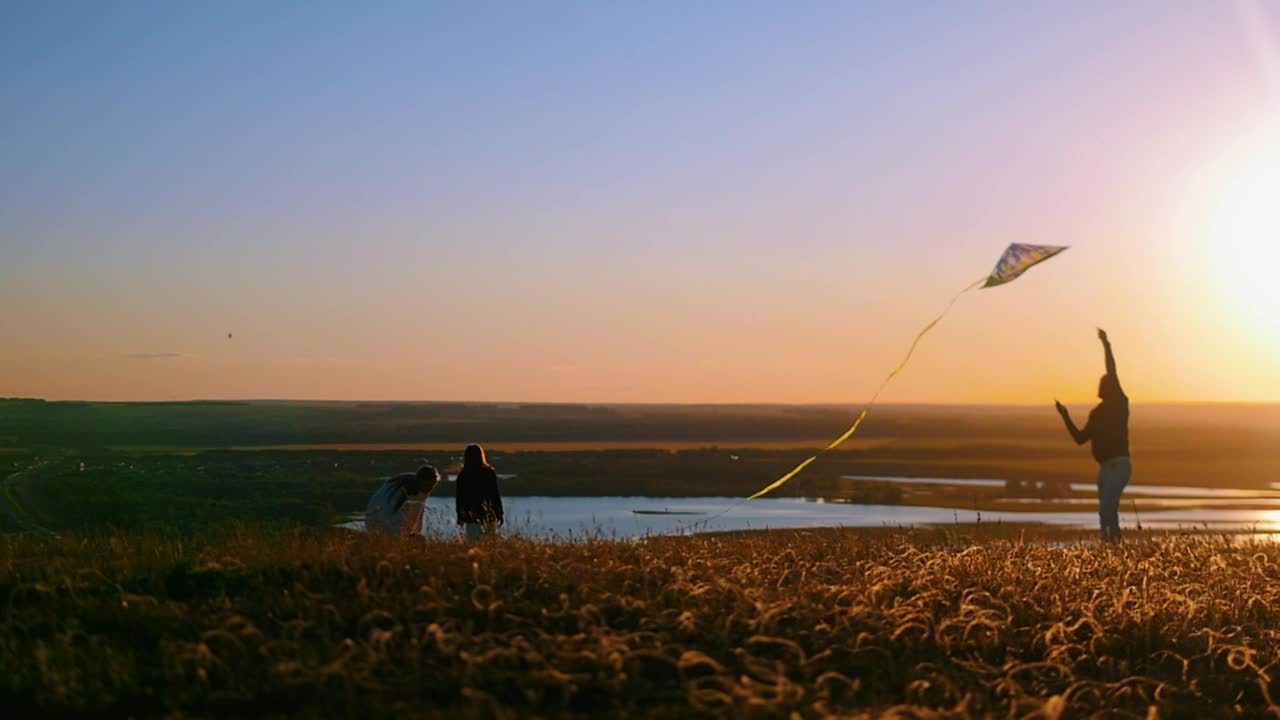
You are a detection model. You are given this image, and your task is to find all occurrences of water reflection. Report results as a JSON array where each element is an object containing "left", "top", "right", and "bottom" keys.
[
  {"left": 338, "top": 494, "right": 1280, "bottom": 540},
  {"left": 843, "top": 475, "right": 1280, "bottom": 498}
]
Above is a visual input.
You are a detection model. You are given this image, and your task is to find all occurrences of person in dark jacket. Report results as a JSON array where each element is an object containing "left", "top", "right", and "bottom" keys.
[
  {"left": 455, "top": 444, "right": 504, "bottom": 540},
  {"left": 1055, "top": 328, "right": 1130, "bottom": 542}
]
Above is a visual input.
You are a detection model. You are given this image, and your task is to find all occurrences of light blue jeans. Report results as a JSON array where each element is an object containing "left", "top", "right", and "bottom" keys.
[
  {"left": 464, "top": 523, "right": 501, "bottom": 541},
  {"left": 1098, "top": 456, "right": 1131, "bottom": 542}
]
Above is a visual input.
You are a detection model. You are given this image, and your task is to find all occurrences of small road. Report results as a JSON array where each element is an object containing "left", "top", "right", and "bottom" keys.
[{"left": 0, "top": 460, "right": 53, "bottom": 535}]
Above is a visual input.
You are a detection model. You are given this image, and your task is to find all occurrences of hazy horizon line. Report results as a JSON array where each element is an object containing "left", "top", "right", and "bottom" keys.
[{"left": 6, "top": 397, "right": 1280, "bottom": 409}]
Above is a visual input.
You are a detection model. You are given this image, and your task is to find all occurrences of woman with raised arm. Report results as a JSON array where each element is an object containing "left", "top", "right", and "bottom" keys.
[
  {"left": 1055, "top": 329, "right": 1131, "bottom": 542},
  {"left": 455, "top": 444, "right": 504, "bottom": 541}
]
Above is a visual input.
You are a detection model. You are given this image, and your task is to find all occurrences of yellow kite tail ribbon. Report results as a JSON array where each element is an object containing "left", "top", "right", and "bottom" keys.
[
  {"left": 744, "top": 276, "right": 987, "bottom": 500},
  {"left": 682, "top": 243, "right": 1067, "bottom": 530}
]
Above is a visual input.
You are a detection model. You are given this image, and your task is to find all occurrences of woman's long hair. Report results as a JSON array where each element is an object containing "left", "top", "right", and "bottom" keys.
[{"left": 462, "top": 443, "right": 492, "bottom": 472}]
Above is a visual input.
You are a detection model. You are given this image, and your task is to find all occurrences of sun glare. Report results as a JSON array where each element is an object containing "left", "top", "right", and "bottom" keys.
[{"left": 1201, "top": 129, "right": 1280, "bottom": 350}]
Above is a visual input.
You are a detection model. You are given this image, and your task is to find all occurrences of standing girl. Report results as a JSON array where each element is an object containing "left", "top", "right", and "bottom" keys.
[{"left": 455, "top": 443, "right": 504, "bottom": 540}]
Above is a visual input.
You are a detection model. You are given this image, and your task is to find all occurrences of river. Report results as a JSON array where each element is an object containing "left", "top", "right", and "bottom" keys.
[{"left": 340, "top": 493, "right": 1280, "bottom": 540}]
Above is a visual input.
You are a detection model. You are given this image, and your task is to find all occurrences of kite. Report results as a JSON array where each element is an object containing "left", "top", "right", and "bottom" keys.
[
  {"left": 737, "top": 243, "right": 1070, "bottom": 504},
  {"left": 984, "top": 243, "right": 1068, "bottom": 288}
]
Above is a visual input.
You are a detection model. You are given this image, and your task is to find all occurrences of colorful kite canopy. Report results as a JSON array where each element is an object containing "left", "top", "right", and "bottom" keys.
[{"left": 984, "top": 243, "right": 1069, "bottom": 288}]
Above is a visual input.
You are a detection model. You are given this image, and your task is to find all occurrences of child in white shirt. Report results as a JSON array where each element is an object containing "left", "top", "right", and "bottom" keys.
[{"left": 365, "top": 465, "right": 440, "bottom": 537}]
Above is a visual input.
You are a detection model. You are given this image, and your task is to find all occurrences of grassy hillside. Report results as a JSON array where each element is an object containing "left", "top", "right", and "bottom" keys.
[{"left": 4, "top": 525, "right": 1280, "bottom": 718}]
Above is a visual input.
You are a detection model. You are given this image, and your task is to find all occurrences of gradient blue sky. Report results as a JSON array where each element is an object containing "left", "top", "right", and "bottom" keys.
[{"left": 3, "top": 2, "right": 1279, "bottom": 403}]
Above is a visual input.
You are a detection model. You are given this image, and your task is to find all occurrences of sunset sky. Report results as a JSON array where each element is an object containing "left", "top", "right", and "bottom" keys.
[{"left": 3, "top": 2, "right": 1280, "bottom": 404}]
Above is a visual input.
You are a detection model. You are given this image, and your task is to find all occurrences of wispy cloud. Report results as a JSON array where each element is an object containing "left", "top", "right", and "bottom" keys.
[{"left": 124, "top": 352, "right": 184, "bottom": 360}]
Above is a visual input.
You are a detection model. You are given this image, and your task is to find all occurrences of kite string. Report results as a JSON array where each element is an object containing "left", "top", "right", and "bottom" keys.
[
  {"left": 860, "top": 276, "right": 987, "bottom": 409},
  {"left": 679, "top": 276, "right": 987, "bottom": 532}
]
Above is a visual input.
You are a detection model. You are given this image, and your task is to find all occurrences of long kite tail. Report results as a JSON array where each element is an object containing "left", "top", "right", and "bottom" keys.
[
  {"left": 678, "top": 276, "right": 986, "bottom": 532},
  {"left": 744, "top": 276, "right": 987, "bottom": 502},
  {"left": 688, "top": 243, "right": 1070, "bottom": 529}
]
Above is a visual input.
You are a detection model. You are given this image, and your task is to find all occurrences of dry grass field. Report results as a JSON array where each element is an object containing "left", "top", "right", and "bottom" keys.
[{"left": 5, "top": 525, "right": 1280, "bottom": 718}]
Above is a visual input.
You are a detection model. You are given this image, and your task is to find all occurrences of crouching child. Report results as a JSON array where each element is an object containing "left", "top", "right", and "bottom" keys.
[{"left": 365, "top": 465, "right": 440, "bottom": 538}]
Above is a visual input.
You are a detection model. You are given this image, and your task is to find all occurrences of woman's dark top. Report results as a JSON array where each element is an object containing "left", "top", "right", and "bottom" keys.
[
  {"left": 1061, "top": 338, "right": 1131, "bottom": 465},
  {"left": 455, "top": 466, "right": 504, "bottom": 525},
  {"left": 1083, "top": 396, "right": 1130, "bottom": 464}
]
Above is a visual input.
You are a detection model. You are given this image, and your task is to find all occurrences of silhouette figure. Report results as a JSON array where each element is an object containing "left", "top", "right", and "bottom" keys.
[
  {"left": 455, "top": 444, "right": 504, "bottom": 540},
  {"left": 365, "top": 465, "right": 440, "bottom": 537},
  {"left": 1055, "top": 329, "right": 1131, "bottom": 542}
]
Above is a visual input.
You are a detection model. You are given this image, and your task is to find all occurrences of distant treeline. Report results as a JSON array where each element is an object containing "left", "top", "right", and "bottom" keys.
[{"left": 0, "top": 399, "right": 1091, "bottom": 449}]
